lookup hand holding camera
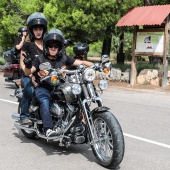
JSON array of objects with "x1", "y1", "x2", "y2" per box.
[{"x1": 23, "y1": 52, "x2": 32, "y2": 69}]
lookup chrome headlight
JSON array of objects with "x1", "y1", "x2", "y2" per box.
[
  {"x1": 72, "y1": 84, "x2": 81, "y2": 95},
  {"x1": 98, "y1": 80, "x2": 108, "y2": 90},
  {"x1": 83, "y1": 68, "x2": 96, "y2": 82}
]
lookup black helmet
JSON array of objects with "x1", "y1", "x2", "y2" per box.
[
  {"x1": 18, "y1": 27, "x2": 27, "y2": 36},
  {"x1": 43, "y1": 28, "x2": 64, "y2": 56},
  {"x1": 26, "y1": 12, "x2": 47, "y2": 40},
  {"x1": 73, "y1": 42, "x2": 89, "y2": 56}
]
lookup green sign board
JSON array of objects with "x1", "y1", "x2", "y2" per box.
[{"x1": 135, "y1": 31, "x2": 164, "y2": 55}]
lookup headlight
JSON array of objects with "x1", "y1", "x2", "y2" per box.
[
  {"x1": 72, "y1": 84, "x2": 81, "y2": 95},
  {"x1": 98, "y1": 80, "x2": 108, "y2": 90},
  {"x1": 83, "y1": 68, "x2": 96, "y2": 82}
]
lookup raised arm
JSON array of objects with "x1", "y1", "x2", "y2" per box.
[
  {"x1": 20, "y1": 50, "x2": 36, "y2": 76},
  {"x1": 73, "y1": 59, "x2": 94, "y2": 67},
  {"x1": 15, "y1": 36, "x2": 26, "y2": 51}
]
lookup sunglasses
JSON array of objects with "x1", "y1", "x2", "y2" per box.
[{"x1": 47, "y1": 44, "x2": 59, "y2": 48}]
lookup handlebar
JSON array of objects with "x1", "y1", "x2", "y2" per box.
[{"x1": 60, "y1": 69, "x2": 78, "y2": 74}]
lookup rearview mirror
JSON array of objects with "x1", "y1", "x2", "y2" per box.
[
  {"x1": 101, "y1": 54, "x2": 109, "y2": 64},
  {"x1": 39, "y1": 62, "x2": 52, "y2": 70}
]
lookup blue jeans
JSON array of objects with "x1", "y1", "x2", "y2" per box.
[
  {"x1": 35, "y1": 87, "x2": 53, "y2": 132},
  {"x1": 20, "y1": 75, "x2": 34, "y2": 120}
]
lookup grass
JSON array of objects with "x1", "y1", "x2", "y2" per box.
[{"x1": 111, "y1": 62, "x2": 162, "y2": 73}]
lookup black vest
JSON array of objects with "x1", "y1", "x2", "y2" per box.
[{"x1": 38, "y1": 54, "x2": 67, "y2": 69}]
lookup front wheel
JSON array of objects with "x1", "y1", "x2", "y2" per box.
[{"x1": 91, "y1": 111, "x2": 125, "y2": 169}]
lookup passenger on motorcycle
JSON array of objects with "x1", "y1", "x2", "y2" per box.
[
  {"x1": 23, "y1": 28, "x2": 93, "y2": 137},
  {"x1": 19, "y1": 12, "x2": 47, "y2": 125}
]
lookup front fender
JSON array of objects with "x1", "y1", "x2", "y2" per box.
[{"x1": 91, "y1": 106, "x2": 110, "y2": 115}]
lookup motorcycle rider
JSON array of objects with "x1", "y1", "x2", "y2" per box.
[
  {"x1": 19, "y1": 12, "x2": 47, "y2": 124},
  {"x1": 22, "y1": 28, "x2": 93, "y2": 137},
  {"x1": 15, "y1": 26, "x2": 27, "y2": 58},
  {"x1": 0, "y1": 27, "x2": 27, "y2": 71}
]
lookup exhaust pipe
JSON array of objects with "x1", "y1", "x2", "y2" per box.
[
  {"x1": 14, "y1": 121, "x2": 63, "y2": 141},
  {"x1": 12, "y1": 113, "x2": 20, "y2": 120},
  {"x1": 12, "y1": 114, "x2": 71, "y2": 143},
  {"x1": 14, "y1": 121, "x2": 36, "y2": 131}
]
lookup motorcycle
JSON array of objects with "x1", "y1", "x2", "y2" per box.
[
  {"x1": 2, "y1": 47, "x2": 21, "y2": 82},
  {"x1": 11, "y1": 54, "x2": 125, "y2": 168}
]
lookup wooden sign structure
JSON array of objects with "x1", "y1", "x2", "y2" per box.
[{"x1": 116, "y1": 5, "x2": 170, "y2": 87}]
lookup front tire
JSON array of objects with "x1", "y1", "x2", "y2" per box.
[{"x1": 91, "y1": 111, "x2": 125, "y2": 168}]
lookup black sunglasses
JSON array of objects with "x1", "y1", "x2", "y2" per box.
[{"x1": 47, "y1": 44, "x2": 59, "y2": 48}]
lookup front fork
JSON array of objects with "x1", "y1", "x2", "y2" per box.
[{"x1": 81, "y1": 97, "x2": 104, "y2": 144}]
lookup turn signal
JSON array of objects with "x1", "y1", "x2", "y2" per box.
[
  {"x1": 38, "y1": 70, "x2": 49, "y2": 77},
  {"x1": 17, "y1": 81, "x2": 22, "y2": 86},
  {"x1": 61, "y1": 65, "x2": 66, "y2": 77},
  {"x1": 103, "y1": 67, "x2": 109, "y2": 74},
  {"x1": 51, "y1": 75, "x2": 58, "y2": 83}
]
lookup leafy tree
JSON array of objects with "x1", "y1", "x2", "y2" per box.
[
  {"x1": 0, "y1": 0, "x2": 43, "y2": 51},
  {"x1": 0, "y1": 0, "x2": 169, "y2": 60}
]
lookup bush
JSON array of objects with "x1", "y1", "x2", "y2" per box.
[
  {"x1": 112, "y1": 63, "x2": 131, "y2": 72},
  {"x1": 0, "y1": 57, "x2": 6, "y2": 65},
  {"x1": 111, "y1": 62, "x2": 161, "y2": 73},
  {"x1": 137, "y1": 63, "x2": 160, "y2": 74}
]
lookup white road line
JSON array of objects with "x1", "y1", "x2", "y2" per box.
[
  {"x1": 124, "y1": 133, "x2": 170, "y2": 149},
  {"x1": 0, "y1": 98, "x2": 18, "y2": 105}
]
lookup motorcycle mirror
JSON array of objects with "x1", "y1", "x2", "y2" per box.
[
  {"x1": 101, "y1": 54, "x2": 109, "y2": 64},
  {"x1": 39, "y1": 62, "x2": 52, "y2": 70},
  {"x1": 64, "y1": 39, "x2": 71, "y2": 47}
]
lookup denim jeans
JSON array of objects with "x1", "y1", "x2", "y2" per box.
[
  {"x1": 35, "y1": 87, "x2": 53, "y2": 132},
  {"x1": 20, "y1": 75, "x2": 34, "y2": 120}
]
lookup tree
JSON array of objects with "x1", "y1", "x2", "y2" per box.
[
  {"x1": 0, "y1": 0, "x2": 44, "y2": 51},
  {"x1": 0, "y1": 0, "x2": 169, "y2": 59},
  {"x1": 144, "y1": 0, "x2": 153, "y2": 5}
]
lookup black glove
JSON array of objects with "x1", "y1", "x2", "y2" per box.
[{"x1": 23, "y1": 52, "x2": 32, "y2": 69}]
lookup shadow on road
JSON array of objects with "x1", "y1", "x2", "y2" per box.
[{"x1": 12, "y1": 129, "x2": 98, "y2": 165}]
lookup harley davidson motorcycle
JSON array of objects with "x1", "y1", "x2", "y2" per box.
[
  {"x1": 11, "y1": 54, "x2": 124, "y2": 168},
  {"x1": 2, "y1": 47, "x2": 21, "y2": 82}
]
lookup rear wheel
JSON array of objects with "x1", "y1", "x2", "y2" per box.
[
  {"x1": 21, "y1": 129, "x2": 37, "y2": 139},
  {"x1": 91, "y1": 111, "x2": 125, "y2": 169},
  {"x1": 18, "y1": 101, "x2": 37, "y2": 139}
]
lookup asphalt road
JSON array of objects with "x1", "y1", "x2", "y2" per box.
[{"x1": 0, "y1": 74, "x2": 170, "y2": 170}]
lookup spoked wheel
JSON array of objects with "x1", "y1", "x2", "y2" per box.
[{"x1": 91, "y1": 111, "x2": 125, "y2": 169}]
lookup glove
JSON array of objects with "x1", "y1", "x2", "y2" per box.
[{"x1": 23, "y1": 52, "x2": 32, "y2": 69}]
